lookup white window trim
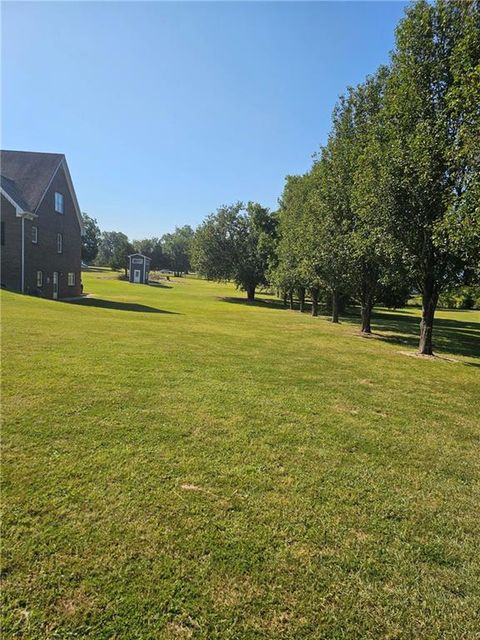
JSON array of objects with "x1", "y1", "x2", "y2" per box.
[
  {"x1": 32, "y1": 226, "x2": 38, "y2": 244},
  {"x1": 68, "y1": 272, "x2": 75, "y2": 286},
  {"x1": 55, "y1": 192, "x2": 64, "y2": 214},
  {"x1": 36, "y1": 270, "x2": 43, "y2": 287}
]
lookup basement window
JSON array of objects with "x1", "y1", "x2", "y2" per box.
[
  {"x1": 36, "y1": 271, "x2": 43, "y2": 287},
  {"x1": 68, "y1": 272, "x2": 75, "y2": 286},
  {"x1": 55, "y1": 192, "x2": 64, "y2": 214},
  {"x1": 32, "y1": 226, "x2": 38, "y2": 243}
]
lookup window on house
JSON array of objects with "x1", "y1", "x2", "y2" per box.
[
  {"x1": 55, "y1": 192, "x2": 64, "y2": 214},
  {"x1": 68, "y1": 272, "x2": 75, "y2": 286},
  {"x1": 57, "y1": 233, "x2": 63, "y2": 253},
  {"x1": 32, "y1": 226, "x2": 38, "y2": 243},
  {"x1": 1, "y1": 221, "x2": 4, "y2": 246},
  {"x1": 36, "y1": 271, "x2": 43, "y2": 287}
]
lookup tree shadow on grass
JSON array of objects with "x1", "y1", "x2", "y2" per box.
[
  {"x1": 64, "y1": 298, "x2": 178, "y2": 314},
  {"x1": 220, "y1": 296, "x2": 479, "y2": 360},
  {"x1": 360, "y1": 310, "x2": 480, "y2": 360},
  {"x1": 219, "y1": 295, "x2": 337, "y2": 317},
  {"x1": 218, "y1": 296, "x2": 288, "y2": 310}
]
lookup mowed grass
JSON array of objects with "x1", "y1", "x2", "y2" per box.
[{"x1": 2, "y1": 271, "x2": 480, "y2": 639}]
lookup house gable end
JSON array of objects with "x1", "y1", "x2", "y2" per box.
[{"x1": 35, "y1": 159, "x2": 84, "y2": 234}]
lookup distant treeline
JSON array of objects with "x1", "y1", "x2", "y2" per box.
[{"x1": 81, "y1": 218, "x2": 194, "y2": 277}]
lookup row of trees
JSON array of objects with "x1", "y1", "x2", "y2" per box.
[
  {"x1": 81, "y1": 215, "x2": 194, "y2": 276},
  {"x1": 192, "y1": 0, "x2": 479, "y2": 355}
]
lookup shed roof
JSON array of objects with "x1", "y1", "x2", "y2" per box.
[{"x1": 128, "y1": 253, "x2": 151, "y2": 260}]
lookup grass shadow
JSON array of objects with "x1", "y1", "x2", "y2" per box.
[
  {"x1": 64, "y1": 298, "x2": 178, "y2": 314},
  {"x1": 220, "y1": 296, "x2": 478, "y2": 360},
  {"x1": 218, "y1": 296, "x2": 288, "y2": 310},
  {"x1": 147, "y1": 281, "x2": 173, "y2": 289},
  {"x1": 362, "y1": 310, "x2": 480, "y2": 360},
  {"x1": 219, "y1": 295, "x2": 339, "y2": 318}
]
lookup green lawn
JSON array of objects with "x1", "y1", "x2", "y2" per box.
[{"x1": 2, "y1": 271, "x2": 480, "y2": 639}]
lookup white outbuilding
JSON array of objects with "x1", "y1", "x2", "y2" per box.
[{"x1": 128, "y1": 253, "x2": 151, "y2": 284}]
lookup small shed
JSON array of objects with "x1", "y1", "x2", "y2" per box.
[{"x1": 128, "y1": 253, "x2": 151, "y2": 284}]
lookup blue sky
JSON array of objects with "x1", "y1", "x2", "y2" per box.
[{"x1": 2, "y1": 1, "x2": 408, "y2": 239}]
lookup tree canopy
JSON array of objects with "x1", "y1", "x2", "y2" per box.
[
  {"x1": 269, "y1": 0, "x2": 479, "y2": 351},
  {"x1": 192, "y1": 202, "x2": 277, "y2": 301},
  {"x1": 81, "y1": 213, "x2": 101, "y2": 264}
]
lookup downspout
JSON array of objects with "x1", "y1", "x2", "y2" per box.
[
  {"x1": 18, "y1": 211, "x2": 37, "y2": 293},
  {"x1": 21, "y1": 215, "x2": 25, "y2": 293}
]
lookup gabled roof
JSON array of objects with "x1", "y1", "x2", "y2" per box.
[
  {"x1": 128, "y1": 253, "x2": 151, "y2": 260},
  {"x1": 1, "y1": 151, "x2": 63, "y2": 212},
  {"x1": 0, "y1": 150, "x2": 84, "y2": 232}
]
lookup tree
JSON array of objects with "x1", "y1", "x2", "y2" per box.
[
  {"x1": 306, "y1": 147, "x2": 354, "y2": 324},
  {"x1": 438, "y1": 0, "x2": 480, "y2": 281},
  {"x1": 132, "y1": 237, "x2": 165, "y2": 270},
  {"x1": 349, "y1": 68, "x2": 411, "y2": 333},
  {"x1": 162, "y1": 225, "x2": 195, "y2": 276},
  {"x1": 273, "y1": 174, "x2": 318, "y2": 313},
  {"x1": 111, "y1": 236, "x2": 134, "y2": 276},
  {"x1": 383, "y1": 0, "x2": 480, "y2": 353},
  {"x1": 276, "y1": 103, "x2": 356, "y2": 324},
  {"x1": 81, "y1": 213, "x2": 101, "y2": 264},
  {"x1": 192, "y1": 202, "x2": 276, "y2": 301},
  {"x1": 96, "y1": 231, "x2": 133, "y2": 275}
]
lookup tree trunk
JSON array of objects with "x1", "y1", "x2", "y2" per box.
[
  {"x1": 289, "y1": 291, "x2": 294, "y2": 310},
  {"x1": 283, "y1": 292, "x2": 288, "y2": 307},
  {"x1": 298, "y1": 287, "x2": 306, "y2": 312},
  {"x1": 360, "y1": 300, "x2": 373, "y2": 334},
  {"x1": 419, "y1": 287, "x2": 438, "y2": 355},
  {"x1": 246, "y1": 285, "x2": 255, "y2": 303},
  {"x1": 331, "y1": 290, "x2": 339, "y2": 323},
  {"x1": 311, "y1": 287, "x2": 319, "y2": 317}
]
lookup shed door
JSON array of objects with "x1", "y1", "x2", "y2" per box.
[{"x1": 134, "y1": 269, "x2": 141, "y2": 283}]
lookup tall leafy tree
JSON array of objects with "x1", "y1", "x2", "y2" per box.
[
  {"x1": 383, "y1": 0, "x2": 479, "y2": 353},
  {"x1": 274, "y1": 174, "x2": 319, "y2": 313},
  {"x1": 81, "y1": 213, "x2": 101, "y2": 264},
  {"x1": 96, "y1": 231, "x2": 133, "y2": 275},
  {"x1": 306, "y1": 137, "x2": 354, "y2": 324},
  {"x1": 162, "y1": 225, "x2": 195, "y2": 276},
  {"x1": 111, "y1": 237, "x2": 134, "y2": 276},
  {"x1": 349, "y1": 68, "x2": 410, "y2": 333},
  {"x1": 439, "y1": 0, "x2": 480, "y2": 279},
  {"x1": 132, "y1": 237, "x2": 165, "y2": 270},
  {"x1": 192, "y1": 202, "x2": 276, "y2": 301}
]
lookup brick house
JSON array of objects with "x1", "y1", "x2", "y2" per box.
[{"x1": 1, "y1": 150, "x2": 84, "y2": 299}]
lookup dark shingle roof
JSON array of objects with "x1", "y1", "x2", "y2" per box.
[
  {"x1": 0, "y1": 175, "x2": 29, "y2": 211},
  {"x1": 0, "y1": 150, "x2": 64, "y2": 212}
]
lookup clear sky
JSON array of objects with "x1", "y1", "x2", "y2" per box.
[{"x1": 2, "y1": 1, "x2": 408, "y2": 239}]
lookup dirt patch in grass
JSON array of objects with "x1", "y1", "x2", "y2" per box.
[
  {"x1": 397, "y1": 350, "x2": 459, "y2": 363},
  {"x1": 164, "y1": 620, "x2": 195, "y2": 639},
  {"x1": 53, "y1": 588, "x2": 96, "y2": 618},
  {"x1": 210, "y1": 574, "x2": 263, "y2": 609}
]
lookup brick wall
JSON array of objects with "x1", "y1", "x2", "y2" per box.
[{"x1": 0, "y1": 165, "x2": 82, "y2": 298}]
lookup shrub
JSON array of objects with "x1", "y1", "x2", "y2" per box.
[{"x1": 438, "y1": 286, "x2": 480, "y2": 310}]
